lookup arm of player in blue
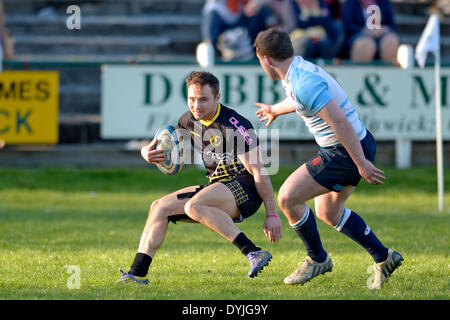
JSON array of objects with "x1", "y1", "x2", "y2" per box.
[{"x1": 291, "y1": 70, "x2": 332, "y2": 114}]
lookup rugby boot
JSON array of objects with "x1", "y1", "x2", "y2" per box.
[
  {"x1": 116, "y1": 269, "x2": 149, "y2": 285},
  {"x1": 247, "y1": 250, "x2": 272, "y2": 278},
  {"x1": 284, "y1": 255, "x2": 332, "y2": 285},
  {"x1": 370, "y1": 248, "x2": 403, "y2": 289}
]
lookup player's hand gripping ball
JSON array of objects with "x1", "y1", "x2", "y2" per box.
[{"x1": 152, "y1": 125, "x2": 183, "y2": 175}]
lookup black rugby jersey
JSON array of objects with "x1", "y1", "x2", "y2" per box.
[{"x1": 177, "y1": 103, "x2": 259, "y2": 183}]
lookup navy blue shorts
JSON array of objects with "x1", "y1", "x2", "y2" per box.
[{"x1": 306, "y1": 130, "x2": 376, "y2": 192}]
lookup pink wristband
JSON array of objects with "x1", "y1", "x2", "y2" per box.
[{"x1": 266, "y1": 214, "x2": 279, "y2": 218}]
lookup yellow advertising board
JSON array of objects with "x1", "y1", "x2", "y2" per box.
[{"x1": 0, "y1": 71, "x2": 59, "y2": 144}]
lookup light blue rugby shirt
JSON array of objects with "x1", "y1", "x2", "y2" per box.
[{"x1": 282, "y1": 56, "x2": 366, "y2": 147}]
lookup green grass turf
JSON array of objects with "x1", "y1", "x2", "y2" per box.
[{"x1": 0, "y1": 166, "x2": 448, "y2": 300}]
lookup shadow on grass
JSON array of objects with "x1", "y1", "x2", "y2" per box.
[{"x1": 1, "y1": 166, "x2": 449, "y2": 195}]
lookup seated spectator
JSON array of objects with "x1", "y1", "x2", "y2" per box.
[
  {"x1": 266, "y1": 0, "x2": 298, "y2": 33},
  {"x1": 201, "y1": 0, "x2": 276, "y2": 60},
  {"x1": 288, "y1": 0, "x2": 344, "y2": 59},
  {"x1": 325, "y1": 0, "x2": 342, "y2": 20},
  {"x1": 342, "y1": 0, "x2": 399, "y2": 63},
  {"x1": 429, "y1": 0, "x2": 450, "y2": 17}
]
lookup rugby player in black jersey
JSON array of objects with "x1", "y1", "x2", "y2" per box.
[{"x1": 117, "y1": 71, "x2": 282, "y2": 284}]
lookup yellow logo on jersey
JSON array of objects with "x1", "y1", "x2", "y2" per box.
[{"x1": 209, "y1": 135, "x2": 222, "y2": 147}]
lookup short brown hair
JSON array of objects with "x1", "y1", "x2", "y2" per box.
[
  {"x1": 186, "y1": 71, "x2": 219, "y2": 96},
  {"x1": 253, "y1": 28, "x2": 294, "y2": 61}
]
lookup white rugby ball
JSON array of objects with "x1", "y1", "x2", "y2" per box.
[{"x1": 154, "y1": 125, "x2": 183, "y2": 175}]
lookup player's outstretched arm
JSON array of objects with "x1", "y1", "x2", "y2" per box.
[
  {"x1": 140, "y1": 138, "x2": 166, "y2": 165},
  {"x1": 239, "y1": 147, "x2": 282, "y2": 243},
  {"x1": 254, "y1": 97, "x2": 295, "y2": 127}
]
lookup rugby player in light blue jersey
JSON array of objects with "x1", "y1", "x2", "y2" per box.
[{"x1": 253, "y1": 28, "x2": 403, "y2": 289}]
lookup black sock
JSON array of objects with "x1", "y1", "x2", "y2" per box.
[
  {"x1": 232, "y1": 232, "x2": 261, "y2": 256},
  {"x1": 291, "y1": 205, "x2": 328, "y2": 263},
  {"x1": 129, "y1": 252, "x2": 152, "y2": 277},
  {"x1": 336, "y1": 209, "x2": 388, "y2": 263}
]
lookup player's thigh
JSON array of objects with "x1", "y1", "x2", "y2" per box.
[
  {"x1": 189, "y1": 182, "x2": 240, "y2": 220},
  {"x1": 155, "y1": 185, "x2": 201, "y2": 216},
  {"x1": 314, "y1": 185, "x2": 355, "y2": 224},
  {"x1": 279, "y1": 164, "x2": 329, "y2": 205}
]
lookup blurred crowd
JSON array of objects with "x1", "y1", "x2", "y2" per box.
[
  {"x1": 1, "y1": 0, "x2": 449, "y2": 67},
  {"x1": 201, "y1": 0, "x2": 402, "y2": 63}
]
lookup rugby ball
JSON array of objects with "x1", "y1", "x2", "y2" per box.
[{"x1": 154, "y1": 125, "x2": 183, "y2": 175}]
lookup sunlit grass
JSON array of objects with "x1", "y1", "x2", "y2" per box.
[{"x1": 0, "y1": 166, "x2": 448, "y2": 299}]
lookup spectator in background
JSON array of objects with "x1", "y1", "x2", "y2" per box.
[
  {"x1": 262, "y1": 0, "x2": 297, "y2": 33},
  {"x1": 287, "y1": 0, "x2": 344, "y2": 60},
  {"x1": 342, "y1": 0, "x2": 399, "y2": 63},
  {"x1": 325, "y1": 0, "x2": 342, "y2": 20},
  {"x1": 201, "y1": 0, "x2": 276, "y2": 60},
  {"x1": 429, "y1": 0, "x2": 450, "y2": 17}
]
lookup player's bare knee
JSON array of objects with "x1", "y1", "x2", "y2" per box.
[
  {"x1": 277, "y1": 189, "x2": 295, "y2": 212},
  {"x1": 148, "y1": 199, "x2": 169, "y2": 220},
  {"x1": 147, "y1": 200, "x2": 159, "y2": 218},
  {"x1": 184, "y1": 200, "x2": 201, "y2": 221}
]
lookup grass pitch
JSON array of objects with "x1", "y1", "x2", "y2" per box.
[{"x1": 0, "y1": 166, "x2": 448, "y2": 300}]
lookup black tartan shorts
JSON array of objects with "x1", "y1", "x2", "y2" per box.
[{"x1": 168, "y1": 174, "x2": 262, "y2": 224}]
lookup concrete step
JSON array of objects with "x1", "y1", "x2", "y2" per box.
[
  {"x1": 7, "y1": 12, "x2": 450, "y2": 36},
  {"x1": 399, "y1": 34, "x2": 450, "y2": 57},
  {"x1": 59, "y1": 84, "x2": 100, "y2": 114},
  {"x1": 5, "y1": 14, "x2": 201, "y2": 36},
  {"x1": 58, "y1": 114, "x2": 102, "y2": 143},
  {"x1": 395, "y1": 14, "x2": 450, "y2": 35},
  {"x1": 2, "y1": 0, "x2": 205, "y2": 15},
  {"x1": 6, "y1": 53, "x2": 197, "y2": 63},
  {"x1": 12, "y1": 34, "x2": 200, "y2": 55},
  {"x1": 391, "y1": 0, "x2": 435, "y2": 16}
]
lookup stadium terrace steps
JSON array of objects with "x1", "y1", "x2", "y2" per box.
[
  {"x1": 400, "y1": 34, "x2": 450, "y2": 58},
  {"x1": 2, "y1": 0, "x2": 205, "y2": 15},
  {"x1": 3, "y1": 0, "x2": 450, "y2": 61},
  {"x1": 3, "y1": 1, "x2": 203, "y2": 126},
  {"x1": 13, "y1": 34, "x2": 200, "y2": 55},
  {"x1": 9, "y1": 53, "x2": 197, "y2": 63},
  {"x1": 5, "y1": 14, "x2": 201, "y2": 36},
  {"x1": 4, "y1": 1, "x2": 203, "y2": 57},
  {"x1": 6, "y1": 12, "x2": 201, "y2": 55},
  {"x1": 3, "y1": 0, "x2": 449, "y2": 61},
  {"x1": 395, "y1": 13, "x2": 450, "y2": 34},
  {"x1": 395, "y1": 13, "x2": 450, "y2": 58},
  {"x1": 391, "y1": 0, "x2": 434, "y2": 14}
]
